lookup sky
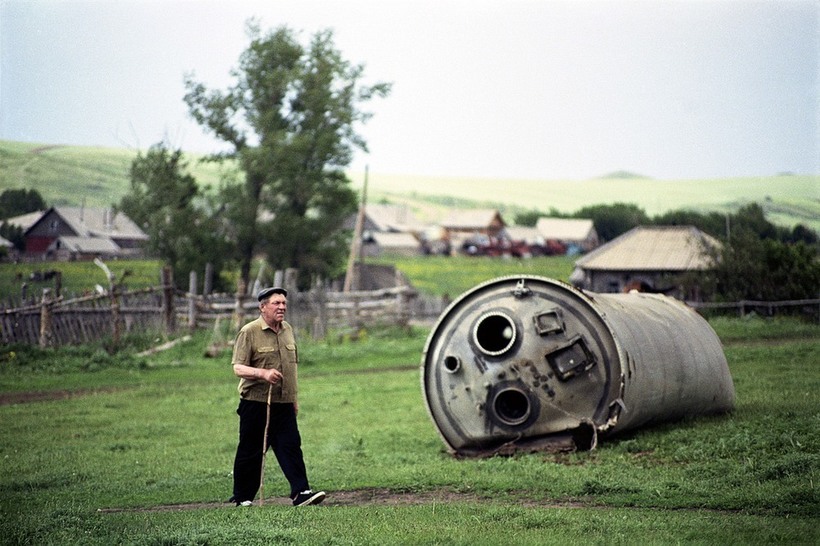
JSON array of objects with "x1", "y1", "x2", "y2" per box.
[{"x1": 1, "y1": 0, "x2": 818, "y2": 180}]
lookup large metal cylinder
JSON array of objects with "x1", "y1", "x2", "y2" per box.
[{"x1": 421, "y1": 275, "x2": 735, "y2": 457}]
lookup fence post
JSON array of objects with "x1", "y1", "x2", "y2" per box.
[
  {"x1": 39, "y1": 288, "x2": 54, "y2": 348},
  {"x1": 233, "y1": 277, "x2": 247, "y2": 332},
  {"x1": 110, "y1": 282, "x2": 121, "y2": 349},
  {"x1": 204, "y1": 263, "x2": 213, "y2": 298},
  {"x1": 312, "y1": 279, "x2": 327, "y2": 340},
  {"x1": 188, "y1": 270, "x2": 198, "y2": 332},
  {"x1": 162, "y1": 266, "x2": 176, "y2": 335},
  {"x1": 284, "y1": 268, "x2": 299, "y2": 328},
  {"x1": 395, "y1": 269, "x2": 409, "y2": 328}
]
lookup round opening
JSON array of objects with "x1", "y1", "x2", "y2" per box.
[
  {"x1": 473, "y1": 312, "x2": 516, "y2": 356},
  {"x1": 443, "y1": 355, "x2": 461, "y2": 373},
  {"x1": 492, "y1": 388, "x2": 531, "y2": 426}
]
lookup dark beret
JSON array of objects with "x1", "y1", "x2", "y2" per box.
[{"x1": 257, "y1": 286, "x2": 288, "y2": 301}]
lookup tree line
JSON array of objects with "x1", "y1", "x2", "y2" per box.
[{"x1": 515, "y1": 202, "x2": 820, "y2": 302}]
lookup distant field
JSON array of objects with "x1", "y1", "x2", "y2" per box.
[
  {"x1": 355, "y1": 171, "x2": 820, "y2": 231},
  {"x1": 2, "y1": 140, "x2": 817, "y2": 231}
]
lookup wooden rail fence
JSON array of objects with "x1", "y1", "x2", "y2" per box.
[
  {"x1": 0, "y1": 280, "x2": 444, "y2": 348},
  {"x1": 7, "y1": 271, "x2": 812, "y2": 348}
]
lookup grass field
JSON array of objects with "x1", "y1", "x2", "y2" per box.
[
  {"x1": 0, "y1": 255, "x2": 578, "y2": 302},
  {"x1": 0, "y1": 315, "x2": 818, "y2": 544},
  {"x1": 2, "y1": 139, "x2": 818, "y2": 231}
]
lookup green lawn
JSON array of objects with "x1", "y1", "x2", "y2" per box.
[{"x1": 1, "y1": 316, "x2": 818, "y2": 544}]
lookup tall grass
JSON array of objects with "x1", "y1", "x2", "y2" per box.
[{"x1": 1, "y1": 316, "x2": 818, "y2": 544}]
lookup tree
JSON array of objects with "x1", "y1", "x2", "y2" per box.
[
  {"x1": 574, "y1": 203, "x2": 649, "y2": 242},
  {"x1": 119, "y1": 143, "x2": 228, "y2": 291},
  {"x1": 652, "y1": 209, "x2": 728, "y2": 239},
  {"x1": 183, "y1": 23, "x2": 390, "y2": 295},
  {"x1": 700, "y1": 230, "x2": 820, "y2": 302},
  {"x1": 513, "y1": 207, "x2": 565, "y2": 227},
  {"x1": 0, "y1": 188, "x2": 46, "y2": 219}
]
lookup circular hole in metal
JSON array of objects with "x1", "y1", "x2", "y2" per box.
[
  {"x1": 443, "y1": 355, "x2": 461, "y2": 373},
  {"x1": 492, "y1": 388, "x2": 531, "y2": 426},
  {"x1": 473, "y1": 312, "x2": 516, "y2": 356}
]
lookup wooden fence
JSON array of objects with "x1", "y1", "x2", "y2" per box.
[
  {"x1": 0, "y1": 281, "x2": 447, "y2": 348},
  {"x1": 6, "y1": 273, "x2": 813, "y2": 348},
  {"x1": 687, "y1": 298, "x2": 820, "y2": 321}
]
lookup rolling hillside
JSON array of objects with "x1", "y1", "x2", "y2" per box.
[{"x1": 2, "y1": 140, "x2": 818, "y2": 231}]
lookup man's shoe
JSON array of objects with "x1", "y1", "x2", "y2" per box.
[
  {"x1": 237, "y1": 500, "x2": 253, "y2": 507},
  {"x1": 292, "y1": 489, "x2": 326, "y2": 506}
]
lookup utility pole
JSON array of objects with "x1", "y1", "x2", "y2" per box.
[{"x1": 343, "y1": 166, "x2": 368, "y2": 292}]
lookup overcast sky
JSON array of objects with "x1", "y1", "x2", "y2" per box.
[{"x1": 1, "y1": 0, "x2": 818, "y2": 180}]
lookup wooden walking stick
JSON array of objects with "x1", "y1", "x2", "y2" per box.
[{"x1": 259, "y1": 382, "x2": 273, "y2": 506}]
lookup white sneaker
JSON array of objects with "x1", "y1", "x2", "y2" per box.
[{"x1": 238, "y1": 500, "x2": 253, "y2": 507}]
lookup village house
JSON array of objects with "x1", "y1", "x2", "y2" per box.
[
  {"x1": 535, "y1": 217, "x2": 599, "y2": 254},
  {"x1": 439, "y1": 209, "x2": 507, "y2": 253},
  {"x1": 569, "y1": 225, "x2": 719, "y2": 300},
  {"x1": 23, "y1": 206, "x2": 148, "y2": 260},
  {"x1": 344, "y1": 203, "x2": 425, "y2": 257}
]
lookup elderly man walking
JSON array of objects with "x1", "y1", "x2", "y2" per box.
[{"x1": 228, "y1": 286, "x2": 325, "y2": 507}]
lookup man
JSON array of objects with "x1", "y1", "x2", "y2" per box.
[{"x1": 229, "y1": 286, "x2": 326, "y2": 507}]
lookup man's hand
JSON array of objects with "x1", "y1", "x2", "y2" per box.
[{"x1": 262, "y1": 367, "x2": 283, "y2": 384}]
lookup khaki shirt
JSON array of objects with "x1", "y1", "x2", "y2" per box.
[{"x1": 232, "y1": 316, "x2": 298, "y2": 403}]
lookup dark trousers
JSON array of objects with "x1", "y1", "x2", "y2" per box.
[{"x1": 232, "y1": 399, "x2": 310, "y2": 502}]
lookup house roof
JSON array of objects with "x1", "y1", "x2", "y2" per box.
[
  {"x1": 365, "y1": 204, "x2": 424, "y2": 232},
  {"x1": 440, "y1": 209, "x2": 505, "y2": 230},
  {"x1": 0, "y1": 235, "x2": 13, "y2": 248},
  {"x1": 50, "y1": 236, "x2": 122, "y2": 254},
  {"x1": 574, "y1": 226, "x2": 719, "y2": 271},
  {"x1": 535, "y1": 218, "x2": 595, "y2": 240},
  {"x1": 3, "y1": 210, "x2": 45, "y2": 231},
  {"x1": 370, "y1": 231, "x2": 420, "y2": 248},
  {"x1": 27, "y1": 206, "x2": 148, "y2": 240},
  {"x1": 505, "y1": 225, "x2": 542, "y2": 243}
]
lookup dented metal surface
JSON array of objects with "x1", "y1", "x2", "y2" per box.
[{"x1": 421, "y1": 275, "x2": 735, "y2": 457}]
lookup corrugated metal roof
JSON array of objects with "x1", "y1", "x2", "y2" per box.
[
  {"x1": 575, "y1": 226, "x2": 719, "y2": 271},
  {"x1": 535, "y1": 218, "x2": 595, "y2": 240}
]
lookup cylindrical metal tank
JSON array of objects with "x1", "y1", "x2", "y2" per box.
[{"x1": 421, "y1": 275, "x2": 735, "y2": 457}]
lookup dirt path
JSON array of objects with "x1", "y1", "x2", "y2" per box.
[{"x1": 97, "y1": 487, "x2": 591, "y2": 513}]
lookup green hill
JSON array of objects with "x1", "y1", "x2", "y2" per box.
[
  {"x1": 2, "y1": 139, "x2": 818, "y2": 231},
  {"x1": 0, "y1": 140, "x2": 233, "y2": 209}
]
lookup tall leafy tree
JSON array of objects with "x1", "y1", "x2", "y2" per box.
[
  {"x1": 0, "y1": 188, "x2": 46, "y2": 219},
  {"x1": 183, "y1": 23, "x2": 390, "y2": 293},
  {"x1": 119, "y1": 143, "x2": 228, "y2": 291}
]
